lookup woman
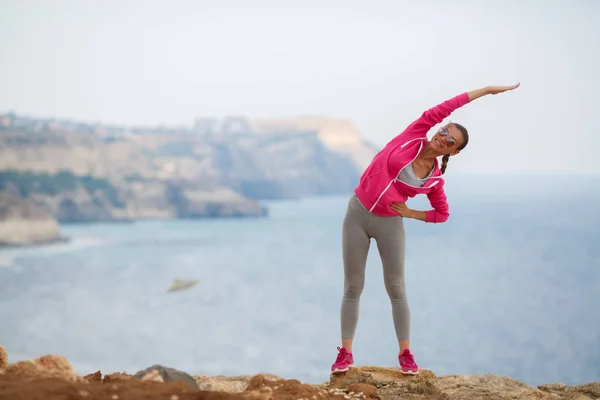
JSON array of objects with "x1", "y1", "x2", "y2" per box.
[{"x1": 331, "y1": 83, "x2": 520, "y2": 375}]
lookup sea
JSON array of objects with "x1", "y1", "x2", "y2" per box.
[{"x1": 1, "y1": 175, "x2": 599, "y2": 387}]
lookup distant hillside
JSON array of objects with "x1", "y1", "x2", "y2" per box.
[
  {"x1": 0, "y1": 170, "x2": 268, "y2": 223},
  {"x1": 0, "y1": 112, "x2": 377, "y2": 232},
  {"x1": 251, "y1": 116, "x2": 378, "y2": 172}
]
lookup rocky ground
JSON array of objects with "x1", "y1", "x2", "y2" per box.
[{"x1": 0, "y1": 345, "x2": 598, "y2": 400}]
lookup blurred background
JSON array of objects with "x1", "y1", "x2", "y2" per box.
[{"x1": 0, "y1": 0, "x2": 598, "y2": 387}]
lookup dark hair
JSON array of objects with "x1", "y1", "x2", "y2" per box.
[{"x1": 440, "y1": 122, "x2": 469, "y2": 174}]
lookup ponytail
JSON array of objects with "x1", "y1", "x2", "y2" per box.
[{"x1": 440, "y1": 154, "x2": 450, "y2": 174}]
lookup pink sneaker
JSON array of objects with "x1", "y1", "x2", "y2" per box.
[
  {"x1": 331, "y1": 346, "x2": 355, "y2": 373},
  {"x1": 398, "y1": 349, "x2": 419, "y2": 375}
]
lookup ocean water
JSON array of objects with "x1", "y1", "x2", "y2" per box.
[{"x1": 1, "y1": 176, "x2": 599, "y2": 387}]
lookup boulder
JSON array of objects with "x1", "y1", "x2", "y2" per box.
[
  {"x1": 243, "y1": 373, "x2": 333, "y2": 400},
  {"x1": 437, "y1": 373, "x2": 557, "y2": 399},
  {"x1": 194, "y1": 373, "x2": 282, "y2": 393},
  {"x1": 134, "y1": 364, "x2": 198, "y2": 390},
  {"x1": 0, "y1": 191, "x2": 63, "y2": 246},
  {"x1": 103, "y1": 372, "x2": 135, "y2": 383},
  {"x1": 3, "y1": 355, "x2": 83, "y2": 383},
  {"x1": 329, "y1": 366, "x2": 440, "y2": 399},
  {"x1": 0, "y1": 345, "x2": 7, "y2": 372},
  {"x1": 538, "y1": 381, "x2": 600, "y2": 400}
]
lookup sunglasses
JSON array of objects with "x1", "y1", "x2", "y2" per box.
[{"x1": 437, "y1": 126, "x2": 456, "y2": 146}]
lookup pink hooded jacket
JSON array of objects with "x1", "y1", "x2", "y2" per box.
[{"x1": 353, "y1": 92, "x2": 471, "y2": 223}]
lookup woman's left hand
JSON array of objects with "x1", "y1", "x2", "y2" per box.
[
  {"x1": 390, "y1": 202, "x2": 412, "y2": 217},
  {"x1": 487, "y1": 83, "x2": 520, "y2": 95}
]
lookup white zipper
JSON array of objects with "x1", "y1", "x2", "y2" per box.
[
  {"x1": 368, "y1": 140, "x2": 441, "y2": 212},
  {"x1": 400, "y1": 137, "x2": 422, "y2": 148},
  {"x1": 368, "y1": 178, "x2": 396, "y2": 212}
]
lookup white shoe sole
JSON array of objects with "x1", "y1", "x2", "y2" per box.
[
  {"x1": 400, "y1": 368, "x2": 419, "y2": 375},
  {"x1": 331, "y1": 364, "x2": 355, "y2": 374}
]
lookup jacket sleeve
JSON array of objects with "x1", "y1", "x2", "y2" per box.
[
  {"x1": 424, "y1": 182, "x2": 450, "y2": 223},
  {"x1": 386, "y1": 92, "x2": 471, "y2": 148}
]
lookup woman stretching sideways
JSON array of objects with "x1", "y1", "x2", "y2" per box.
[{"x1": 331, "y1": 83, "x2": 520, "y2": 375}]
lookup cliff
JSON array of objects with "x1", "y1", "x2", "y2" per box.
[
  {"x1": 0, "y1": 116, "x2": 377, "y2": 200},
  {"x1": 0, "y1": 171, "x2": 267, "y2": 224},
  {"x1": 1, "y1": 346, "x2": 598, "y2": 400},
  {"x1": 0, "y1": 191, "x2": 63, "y2": 246},
  {"x1": 0, "y1": 114, "x2": 377, "y2": 228},
  {"x1": 251, "y1": 116, "x2": 379, "y2": 173}
]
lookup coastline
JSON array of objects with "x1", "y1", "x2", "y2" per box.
[
  {"x1": 0, "y1": 190, "x2": 270, "y2": 248},
  {"x1": 0, "y1": 235, "x2": 70, "y2": 249}
]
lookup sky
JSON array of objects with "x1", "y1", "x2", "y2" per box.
[{"x1": 0, "y1": 0, "x2": 599, "y2": 175}]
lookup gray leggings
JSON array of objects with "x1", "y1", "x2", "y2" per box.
[{"x1": 341, "y1": 194, "x2": 410, "y2": 342}]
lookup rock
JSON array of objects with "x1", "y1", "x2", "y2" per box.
[
  {"x1": 347, "y1": 383, "x2": 378, "y2": 399},
  {"x1": 139, "y1": 369, "x2": 165, "y2": 383},
  {"x1": 437, "y1": 373, "x2": 557, "y2": 400},
  {"x1": 243, "y1": 385, "x2": 273, "y2": 400},
  {"x1": 103, "y1": 372, "x2": 134, "y2": 383},
  {"x1": 329, "y1": 366, "x2": 441, "y2": 399},
  {"x1": 0, "y1": 371, "x2": 237, "y2": 400},
  {"x1": 193, "y1": 373, "x2": 283, "y2": 393},
  {"x1": 4, "y1": 360, "x2": 53, "y2": 381},
  {"x1": 565, "y1": 382, "x2": 600, "y2": 399},
  {"x1": 82, "y1": 370, "x2": 136, "y2": 384},
  {"x1": 245, "y1": 373, "x2": 332, "y2": 400},
  {"x1": 34, "y1": 354, "x2": 73, "y2": 374},
  {"x1": 133, "y1": 365, "x2": 198, "y2": 390},
  {"x1": 538, "y1": 383, "x2": 568, "y2": 393},
  {"x1": 84, "y1": 370, "x2": 103, "y2": 383},
  {"x1": 0, "y1": 345, "x2": 7, "y2": 371},
  {"x1": 563, "y1": 395, "x2": 593, "y2": 400},
  {"x1": 3, "y1": 355, "x2": 83, "y2": 383},
  {"x1": 0, "y1": 191, "x2": 63, "y2": 246}
]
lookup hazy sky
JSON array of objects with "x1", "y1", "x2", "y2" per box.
[{"x1": 1, "y1": 0, "x2": 598, "y2": 174}]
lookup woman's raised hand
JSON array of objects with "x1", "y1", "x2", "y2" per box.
[{"x1": 487, "y1": 83, "x2": 520, "y2": 95}]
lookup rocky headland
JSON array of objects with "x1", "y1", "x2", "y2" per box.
[
  {"x1": 1, "y1": 345, "x2": 598, "y2": 400},
  {"x1": 0, "y1": 113, "x2": 378, "y2": 246},
  {"x1": 0, "y1": 191, "x2": 65, "y2": 247}
]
